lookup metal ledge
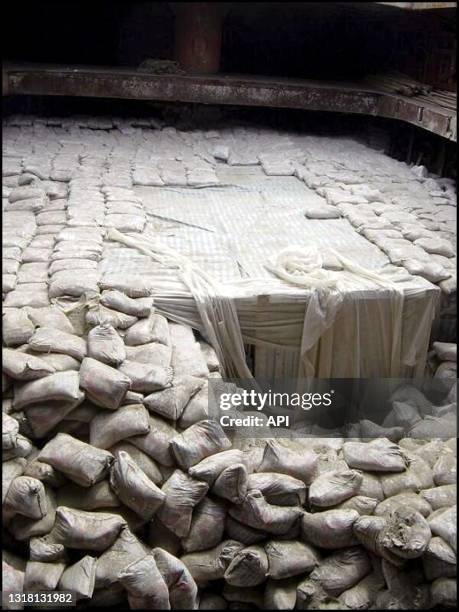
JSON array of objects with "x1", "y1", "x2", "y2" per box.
[
  {"x1": 3, "y1": 64, "x2": 456, "y2": 141},
  {"x1": 376, "y1": 2, "x2": 456, "y2": 9}
]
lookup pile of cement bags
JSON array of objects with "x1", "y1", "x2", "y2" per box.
[
  {"x1": 2, "y1": 114, "x2": 457, "y2": 609},
  {"x1": 430, "y1": 342, "x2": 457, "y2": 381},
  {"x1": 2, "y1": 298, "x2": 457, "y2": 608}
]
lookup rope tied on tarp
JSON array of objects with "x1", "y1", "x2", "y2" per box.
[
  {"x1": 107, "y1": 230, "x2": 407, "y2": 380},
  {"x1": 106, "y1": 227, "x2": 252, "y2": 379},
  {"x1": 266, "y1": 245, "x2": 405, "y2": 377}
]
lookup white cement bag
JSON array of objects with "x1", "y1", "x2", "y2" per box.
[
  {"x1": 80, "y1": 358, "x2": 131, "y2": 410},
  {"x1": 3, "y1": 350, "x2": 55, "y2": 381},
  {"x1": 50, "y1": 506, "x2": 126, "y2": 551},
  {"x1": 157, "y1": 470, "x2": 209, "y2": 538},
  {"x1": 38, "y1": 433, "x2": 113, "y2": 487},
  {"x1": 301, "y1": 509, "x2": 359, "y2": 549},
  {"x1": 109, "y1": 450, "x2": 165, "y2": 519},
  {"x1": 28, "y1": 327, "x2": 86, "y2": 361},
  {"x1": 3, "y1": 309, "x2": 35, "y2": 347},
  {"x1": 90, "y1": 404, "x2": 150, "y2": 449},
  {"x1": 87, "y1": 324, "x2": 126, "y2": 366},
  {"x1": 99, "y1": 290, "x2": 153, "y2": 317},
  {"x1": 171, "y1": 420, "x2": 231, "y2": 470},
  {"x1": 13, "y1": 371, "x2": 82, "y2": 410}
]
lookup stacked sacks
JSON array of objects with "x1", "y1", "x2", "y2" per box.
[
  {"x1": 4, "y1": 304, "x2": 87, "y2": 441},
  {"x1": 2, "y1": 155, "x2": 23, "y2": 200},
  {"x1": 2, "y1": 288, "x2": 224, "y2": 608},
  {"x1": 348, "y1": 381, "x2": 457, "y2": 442},
  {"x1": 2, "y1": 281, "x2": 457, "y2": 610},
  {"x1": 48, "y1": 227, "x2": 104, "y2": 300},
  {"x1": 4, "y1": 113, "x2": 456, "y2": 294},
  {"x1": 286, "y1": 136, "x2": 457, "y2": 291},
  {"x1": 431, "y1": 342, "x2": 457, "y2": 382},
  {"x1": 130, "y1": 131, "x2": 165, "y2": 184},
  {"x1": 3, "y1": 345, "x2": 457, "y2": 610},
  {"x1": 158, "y1": 160, "x2": 188, "y2": 187},
  {"x1": 131, "y1": 125, "x2": 220, "y2": 187},
  {"x1": 3, "y1": 211, "x2": 37, "y2": 300},
  {"x1": 181, "y1": 436, "x2": 456, "y2": 609},
  {"x1": 103, "y1": 186, "x2": 147, "y2": 234},
  {"x1": 313, "y1": 157, "x2": 456, "y2": 289},
  {"x1": 2, "y1": 115, "x2": 457, "y2": 609},
  {"x1": 101, "y1": 151, "x2": 133, "y2": 191},
  {"x1": 67, "y1": 176, "x2": 105, "y2": 229},
  {"x1": 133, "y1": 165, "x2": 163, "y2": 186},
  {"x1": 259, "y1": 148, "x2": 297, "y2": 177},
  {"x1": 3, "y1": 177, "x2": 70, "y2": 308},
  {"x1": 50, "y1": 141, "x2": 82, "y2": 182},
  {"x1": 185, "y1": 157, "x2": 219, "y2": 187},
  {"x1": 43, "y1": 172, "x2": 106, "y2": 304},
  {"x1": 5, "y1": 185, "x2": 49, "y2": 214}
]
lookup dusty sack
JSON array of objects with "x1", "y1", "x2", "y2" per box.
[
  {"x1": 301, "y1": 509, "x2": 359, "y2": 549},
  {"x1": 257, "y1": 440, "x2": 318, "y2": 485},
  {"x1": 343, "y1": 439, "x2": 408, "y2": 472},
  {"x1": 118, "y1": 552, "x2": 170, "y2": 609},
  {"x1": 171, "y1": 420, "x2": 231, "y2": 470},
  {"x1": 224, "y1": 545, "x2": 269, "y2": 587},
  {"x1": 79, "y1": 357, "x2": 131, "y2": 410},
  {"x1": 228, "y1": 490, "x2": 302, "y2": 535},
  {"x1": 27, "y1": 327, "x2": 87, "y2": 361},
  {"x1": 309, "y1": 469, "x2": 363, "y2": 508},
  {"x1": 14, "y1": 371, "x2": 83, "y2": 410},
  {"x1": 265, "y1": 540, "x2": 320, "y2": 580},
  {"x1": 37, "y1": 433, "x2": 113, "y2": 487},
  {"x1": 118, "y1": 360, "x2": 173, "y2": 393},
  {"x1": 181, "y1": 496, "x2": 226, "y2": 554},
  {"x1": 109, "y1": 450, "x2": 165, "y2": 519},
  {"x1": 58, "y1": 555, "x2": 97, "y2": 600},
  {"x1": 153, "y1": 547, "x2": 199, "y2": 609},
  {"x1": 49, "y1": 506, "x2": 126, "y2": 550},
  {"x1": 87, "y1": 324, "x2": 126, "y2": 366},
  {"x1": 3, "y1": 349, "x2": 55, "y2": 381},
  {"x1": 157, "y1": 470, "x2": 209, "y2": 538}
]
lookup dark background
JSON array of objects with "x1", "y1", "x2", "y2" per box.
[
  {"x1": 2, "y1": 2, "x2": 456, "y2": 177},
  {"x1": 2, "y1": 1, "x2": 456, "y2": 87}
]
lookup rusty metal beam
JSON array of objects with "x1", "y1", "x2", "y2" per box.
[
  {"x1": 3, "y1": 64, "x2": 456, "y2": 141},
  {"x1": 378, "y1": 95, "x2": 456, "y2": 140},
  {"x1": 3, "y1": 65, "x2": 380, "y2": 114},
  {"x1": 173, "y1": 2, "x2": 227, "y2": 75},
  {"x1": 376, "y1": 2, "x2": 456, "y2": 9}
]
